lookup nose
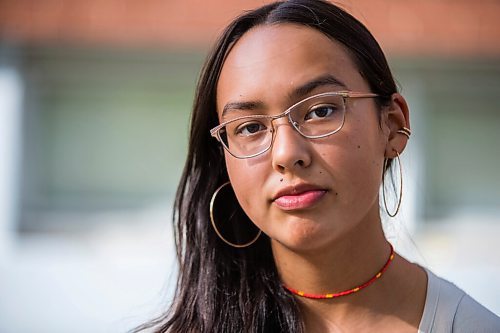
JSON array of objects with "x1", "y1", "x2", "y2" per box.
[{"x1": 271, "y1": 119, "x2": 312, "y2": 173}]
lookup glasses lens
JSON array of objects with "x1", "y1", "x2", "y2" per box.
[
  {"x1": 289, "y1": 93, "x2": 345, "y2": 137},
  {"x1": 219, "y1": 116, "x2": 272, "y2": 158},
  {"x1": 215, "y1": 93, "x2": 346, "y2": 158}
]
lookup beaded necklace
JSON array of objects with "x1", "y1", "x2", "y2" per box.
[{"x1": 283, "y1": 244, "x2": 395, "y2": 299}]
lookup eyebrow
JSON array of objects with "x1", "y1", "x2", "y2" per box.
[
  {"x1": 290, "y1": 74, "x2": 348, "y2": 100},
  {"x1": 222, "y1": 101, "x2": 265, "y2": 119},
  {"x1": 221, "y1": 74, "x2": 348, "y2": 118}
]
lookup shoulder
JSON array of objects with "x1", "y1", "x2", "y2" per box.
[
  {"x1": 418, "y1": 268, "x2": 500, "y2": 333},
  {"x1": 453, "y1": 292, "x2": 500, "y2": 333}
]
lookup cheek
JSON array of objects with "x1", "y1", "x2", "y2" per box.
[
  {"x1": 225, "y1": 155, "x2": 267, "y2": 221},
  {"x1": 319, "y1": 125, "x2": 385, "y2": 201},
  {"x1": 340, "y1": 142, "x2": 384, "y2": 203},
  {"x1": 347, "y1": 115, "x2": 386, "y2": 174}
]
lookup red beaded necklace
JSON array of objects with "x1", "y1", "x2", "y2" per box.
[{"x1": 283, "y1": 244, "x2": 395, "y2": 300}]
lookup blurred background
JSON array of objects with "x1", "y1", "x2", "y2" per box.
[{"x1": 1, "y1": 0, "x2": 499, "y2": 332}]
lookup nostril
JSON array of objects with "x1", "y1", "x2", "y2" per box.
[{"x1": 295, "y1": 159, "x2": 304, "y2": 166}]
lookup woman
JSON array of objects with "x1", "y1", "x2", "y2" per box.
[{"x1": 138, "y1": 1, "x2": 500, "y2": 332}]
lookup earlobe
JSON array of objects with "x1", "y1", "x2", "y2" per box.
[{"x1": 384, "y1": 93, "x2": 411, "y2": 158}]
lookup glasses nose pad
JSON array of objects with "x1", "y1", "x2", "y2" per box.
[
  {"x1": 271, "y1": 112, "x2": 301, "y2": 135},
  {"x1": 288, "y1": 114, "x2": 301, "y2": 132},
  {"x1": 287, "y1": 113, "x2": 299, "y2": 130}
]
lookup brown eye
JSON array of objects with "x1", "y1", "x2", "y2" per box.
[
  {"x1": 304, "y1": 104, "x2": 337, "y2": 120},
  {"x1": 235, "y1": 121, "x2": 267, "y2": 136}
]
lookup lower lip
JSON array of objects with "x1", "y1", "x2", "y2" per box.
[{"x1": 274, "y1": 190, "x2": 327, "y2": 210}]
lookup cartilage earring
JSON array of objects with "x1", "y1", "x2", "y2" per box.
[{"x1": 397, "y1": 127, "x2": 411, "y2": 139}]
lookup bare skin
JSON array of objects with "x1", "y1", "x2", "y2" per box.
[
  {"x1": 299, "y1": 254, "x2": 427, "y2": 332},
  {"x1": 216, "y1": 23, "x2": 427, "y2": 332}
]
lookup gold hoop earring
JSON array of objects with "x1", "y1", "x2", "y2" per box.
[
  {"x1": 382, "y1": 151, "x2": 403, "y2": 217},
  {"x1": 397, "y1": 127, "x2": 411, "y2": 139},
  {"x1": 209, "y1": 181, "x2": 262, "y2": 248}
]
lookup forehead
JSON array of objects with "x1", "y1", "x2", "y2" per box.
[{"x1": 216, "y1": 24, "x2": 369, "y2": 113}]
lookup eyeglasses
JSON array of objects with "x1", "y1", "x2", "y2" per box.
[{"x1": 210, "y1": 91, "x2": 380, "y2": 159}]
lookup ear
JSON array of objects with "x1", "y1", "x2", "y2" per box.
[{"x1": 383, "y1": 93, "x2": 410, "y2": 158}]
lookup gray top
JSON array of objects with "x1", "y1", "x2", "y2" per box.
[{"x1": 418, "y1": 268, "x2": 500, "y2": 333}]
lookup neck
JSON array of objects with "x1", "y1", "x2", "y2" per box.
[
  {"x1": 271, "y1": 208, "x2": 428, "y2": 331},
  {"x1": 283, "y1": 244, "x2": 394, "y2": 299},
  {"x1": 272, "y1": 211, "x2": 389, "y2": 297}
]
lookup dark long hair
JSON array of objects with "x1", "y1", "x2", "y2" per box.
[{"x1": 136, "y1": 1, "x2": 398, "y2": 332}]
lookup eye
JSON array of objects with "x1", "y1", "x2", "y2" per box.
[
  {"x1": 304, "y1": 104, "x2": 338, "y2": 120},
  {"x1": 235, "y1": 121, "x2": 267, "y2": 136}
]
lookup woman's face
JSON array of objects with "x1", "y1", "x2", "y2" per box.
[{"x1": 216, "y1": 24, "x2": 391, "y2": 252}]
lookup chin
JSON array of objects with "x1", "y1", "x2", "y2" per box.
[{"x1": 272, "y1": 218, "x2": 334, "y2": 252}]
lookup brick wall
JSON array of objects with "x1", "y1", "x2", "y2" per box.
[{"x1": 1, "y1": 0, "x2": 500, "y2": 56}]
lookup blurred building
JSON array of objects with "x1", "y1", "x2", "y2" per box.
[{"x1": 1, "y1": 1, "x2": 499, "y2": 332}]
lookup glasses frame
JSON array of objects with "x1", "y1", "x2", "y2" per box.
[{"x1": 210, "y1": 91, "x2": 380, "y2": 159}]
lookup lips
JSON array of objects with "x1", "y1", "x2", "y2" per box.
[{"x1": 272, "y1": 184, "x2": 327, "y2": 210}]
